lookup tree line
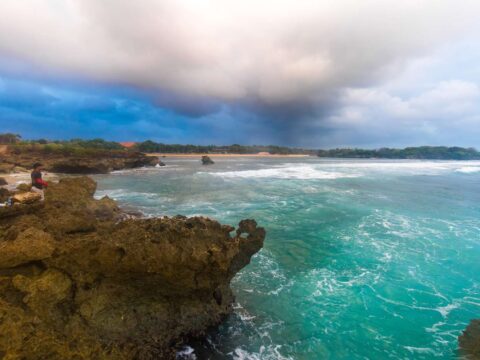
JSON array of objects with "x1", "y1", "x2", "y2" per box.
[
  {"x1": 317, "y1": 146, "x2": 480, "y2": 160},
  {"x1": 1, "y1": 134, "x2": 479, "y2": 159},
  {"x1": 133, "y1": 140, "x2": 312, "y2": 155}
]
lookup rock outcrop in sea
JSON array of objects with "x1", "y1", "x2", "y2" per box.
[
  {"x1": 459, "y1": 319, "x2": 480, "y2": 359},
  {"x1": 0, "y1": 177, "x2": 265, "y2": 359},
  {"x1": 201, "y1": 155, "x2": 215, "y2": 165}
]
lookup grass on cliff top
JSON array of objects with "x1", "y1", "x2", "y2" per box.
[{"x1": 8, "y1": 139, "x2": 137, "y2": 158}]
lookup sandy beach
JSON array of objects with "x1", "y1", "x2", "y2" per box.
[{"x1": 147, "y1": 153, "x2": 312, "y2": 158}]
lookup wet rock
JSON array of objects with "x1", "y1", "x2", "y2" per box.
[
  {"x1": 201, "y1": 155, "x2": 215, "y2": 165},
  {"x1": 459, "y1": 319, "x2": 480, "y2": 359},
  {"x1": 0, "y1": 177, "x2": 7, "y2": 186},
  {"x1": 0, "y1": 176, "x2": 265, "y2": 359}
]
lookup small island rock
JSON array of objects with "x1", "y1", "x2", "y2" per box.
[{"x1": 201, "y1": 155, "x2": 215, "y2": 165}]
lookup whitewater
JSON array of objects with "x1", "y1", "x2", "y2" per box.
[{"x1": 94, "y1": 157, "x2": 480, "y2": 359}]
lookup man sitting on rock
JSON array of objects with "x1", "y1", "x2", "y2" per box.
[{"x1": 31, "y1": 162, "x2": 48, "y2": 200}]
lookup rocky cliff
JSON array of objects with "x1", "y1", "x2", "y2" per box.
[
  {"x1": 0, "y1": 150, "x2": 158, "y2": 174},
  {"x1": 0, "y1": 177, "x2": 265, "y2": 359}
]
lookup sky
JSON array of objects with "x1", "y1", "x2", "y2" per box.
[{"x1": 1, "y1": 0, "x2": 480, "y2": 148}]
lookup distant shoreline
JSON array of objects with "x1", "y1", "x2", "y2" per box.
[{"x1": 147, "y1": 153, "x2": 311, "y2": 158}]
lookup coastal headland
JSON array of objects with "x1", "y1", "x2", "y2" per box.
[
  {"x1": 0, "y1": 176, "x2": 265, "y2": 359},
  {"x1": 0, "y1": 147, "x2": 158, "y2": 175}
]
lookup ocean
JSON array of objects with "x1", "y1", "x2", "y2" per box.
[{"x1": 94, "y1": 157, "x2": 480, "y2": 360}]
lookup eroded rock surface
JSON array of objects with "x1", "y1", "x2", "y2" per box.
[
  {"x1": 0, "y1": 177, "x2": 265, "y2": 359},
  {"x1": 1, "y1": 151, "x2": 158, "y2": 174},
  {"x1": 459, "y1": 319, "x2": 480, "y2": 359}
]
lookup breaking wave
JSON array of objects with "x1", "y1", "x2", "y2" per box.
[
  {"x1": 209, "y1": 165, "x2": 359, "y2": 180},
  {"x1": 455, "y1": 166, "x2": 480, "y2": 173}
]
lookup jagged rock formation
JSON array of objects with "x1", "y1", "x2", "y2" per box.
[
  {"x1": 201, "y1": 155, "x2": 215, "y2": 165},
  {"x1": 0, "y1": 151, "x2": 158, "y2": 174},
  {"x1": 459, "y1": 319, "x2": 480, "y2": 359},
  {"x1": 0, "y1": 177, "x2": 265, "y2": 359},
  {"x1": 0, "y1": 188, "x2": 10, "y2": 203}
]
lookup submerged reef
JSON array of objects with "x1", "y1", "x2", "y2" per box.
[{"x1": 0, "y1": 177, "x2": 265, "y2": 359}]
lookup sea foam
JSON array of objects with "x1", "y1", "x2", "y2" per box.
[
  {"x1": 210, "y1": 165, "x2": 359, "y2": 180},
  {"x1": 207, "y1": 160, "x2": 480, "y2": 179},
  {"x1": 455, "y1": 166, "x2": 480, "y2": 173}
]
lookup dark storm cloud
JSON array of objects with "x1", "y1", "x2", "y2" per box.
[
  {"x1": 1, "y1": 1, "x2": 480, "y2": 146},
  {"x1": 1, "y1": 1, "x2": 479, "y2": 109}
]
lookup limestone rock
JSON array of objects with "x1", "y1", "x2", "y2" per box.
[
  {"x1": 12, "y1": 191, "x2": 41, "y2": 204},
  {"x1": 201, "y1": 155, "x2": 215, "y2": 165},
  {"x1": 0, "y1": 176, "x2": 265, "y2": 359},
  {"x1": 0, "y1": 227, "x2": 55, "y2": 268},
  {"x1": 12, "y1": 268, "x2": 72, "y2": 317},
  {"x1": 1, "y1": 151, "x2": 158, "y2": 175},
  {"x1": 16, "y1": 183, "x2": 31, "y2": 192}
]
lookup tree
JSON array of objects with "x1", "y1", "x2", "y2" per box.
[{"x1": 0, "y1": 133, "x2": 21, "y2": 144}]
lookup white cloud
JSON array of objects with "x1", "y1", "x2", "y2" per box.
[
  {"x1": 323, "y1": 80, "x2": 480, "y2": 147},
  {"x1": 0, "y1": 0, "x2": 479, "y2": 107},
  {"x1": 411, "y1": 81, "x2": 480, "y2": 115}
]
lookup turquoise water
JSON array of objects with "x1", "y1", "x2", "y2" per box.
[{"x1": 94, "y1": 158, "x2": 480, "y2": 359}]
